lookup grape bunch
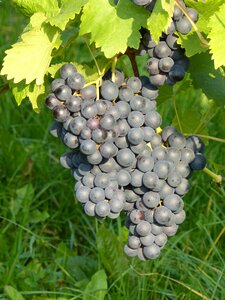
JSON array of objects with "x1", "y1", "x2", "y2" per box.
[
  {"x1": 46, "y1": 63, "x2": 206, "y2": 260},
  {"x1": 137, "y1": 0, "x2": 198, "y2": 86}
]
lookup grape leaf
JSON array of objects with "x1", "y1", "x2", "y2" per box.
[
  {"x1": 208, "y1": 3, "x2": 225, "y2": 69},
  {"x1": 47, "y1": 0, "x2": 88, "y2": 31},
  {"x1": 1, "y1": 13, "x2": 61, "y2": 85},
  {"x1": 83, "y1": 269, "x2": 107, "y2": 300},
  {"x1": 177, "y1": 31, "x2": 207, "y2": 57},
  {"x1": 12, "y1": 0, "x2": 59, "y2": 17},
  {"x1": 147, "y1": 0, "x2": 175, "y2": 42},
  {"x1": 80, "y1": 0, "x2": 148, "y2": 58},
  {"x1": 11, "y1": 80, "x2": 45, "y2": 111},
  {"x1": 189, "y1": 52, "x2": 225, "y2": 106}
]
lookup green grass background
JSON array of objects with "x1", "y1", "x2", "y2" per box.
[{"x1": 0, "y1": 1, "x2": 225, "y2": 299}]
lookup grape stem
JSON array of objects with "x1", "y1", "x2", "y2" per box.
[
  {"x1": 125, "y1": 48, "x2": 140, "y2": 77},
  {"x1": 203, "y1": 167, "x2": 223, "y2": 184},
  {"x1": 174, "y1": 0, "x2": 208, "y2": 48},
  {"x1": 111, "y1": 56, "x2": 118, "y2": 83}
]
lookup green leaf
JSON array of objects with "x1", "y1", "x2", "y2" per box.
[
  {"x1": 208, "y1": 3, "x2": 225, "y2": 69},
  {"x1": 11, "y1": 80, "x2": 45, "y2": 111},
  {"x1": 177, "y1": 31, "x2": 207, "y2": 57},
  {"x1": 97, "y1": 225, "x2": 129, "y2": 275},
  {"x1": 47, "y1": 0, "x2": 88, "y2": 31},
  {"x1": 1, "y1": 13, "x2": 60, "y2": 85},
  {"x1": 80, "y1": 0, "x2": 148, "y2": 58},
  {"x1": 4, "y1": 286, "x2": 25, "y2": 300},
  {"x1": 83, "y1": 269, "x2": 107, "y2": 300},
  {"x1": 29, "y1": 209, "x2": 49, "y2": 223},
  {"x1": 12, "y1": 0, "x2": 59, "y2": 17},
  {"x1": 189, "y1": 52, "x2": 225, "y2": 106},
  {"x1": 147, "y1": 0, "x2": 175, "y2": 42}
]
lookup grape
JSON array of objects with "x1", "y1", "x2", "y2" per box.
[
  {"x1": 117, "y1": 169, "x2": 131, "y2": 186},
  {"x1": 55, "y1": 85, "x2": 72, "y2": 101},
  {"x1": 128, "y1": 128, "x2": 144, "y2": 145},
  {"x1": 142, "y1": 31, "x2": 156, "y2": 48},
  {"x1": 143, "y1": 171, "x2": 158, "y2": 189},
  {"x1": 145, "y1": 111, "x2": 162, "y2": 129},
  {"x1": 151, "y1": 146, "x2": 166, "y2": 161},
  {"x1": 181, "y1": 148, "x2": 195, "y2": 163},
  {"x1": 49, "y1": 121, "x2": 62, "y2": 138},
  {"x1": 130, "y1": 96, "x2": 145, "y2": 111},
  {"x1": 127, "y1": 77, "x2": 142, "y2": 93},
  {"x1": 115, "y1": 101, "x2": 131, "y2": 119},
  {"x1": 158, "y1": 182, "x2": 174, "y2": 199},
  {"x1": 159, "y1": 57, "x2": 174, "y2": 72},
  {"x1": 176, "y1": 17, "x2": 192, "y2": 35},
  {"x1": 95, "y1": 201, "x2": 110, "y2": 217},
  {"x1": 80, "y1": 85, "x2": 96, "y2": 100},
  {"x1": 133, "y1": 186, "x2": 148, "y2": 196},
  {"x1": 144, "y1": 210, "x2": 154, "y2": 223},
  {"x1": 153, "y1": 160, "x2": 170, "y2": 179},
  {"x1": 69, "y1": 117, "x2": 86, "y2": 135},
  {"x1": 175, "y1": 161, "x2": 191, "y2": 178},
  {"x1": 116, "y1": 148, "x2": 135, "y2": 167},
  {"x1": 186, "y1": 135, "x2": 205, "y2": 153},
  {"x1": 53, "y1": 105, "x2": 70, "y2": 122},
  {"x1": 143, "y1": 244, "x2": 160, "y2": 259},
  {"x1": 173, "y1": 4, "x2": 183, "y2": 21},
  {"x1": 161, "y1": 126, "x2": 176, "y2": 142},
  {"x1": 129, "y1": 209, "x2": 145, "y2": 224},
  {"x1": 187, "y1": 8, "x2": 198, "y2": 22},
  {"x1": 109, "y1": 198, "x2": 124, "y2": 213},
  {"x1": 175, "y1": 178, "x2": 190, "y2": 196},
  {"x1": 124, "y1": 244, "x2": 138, "y2": 257},
  {"x1": 99, "y1": 158, "x2": 118, "y2": 173},
  {"x1": 78, "y1": 163, "x2": 92, "y2": 175},
  {"x1": 140, "y1": 233, "x2": 155, "y2": 246},
  {"x1": 151, "y1": 223, "x2": 163, "y2": 235},
  {"x1": 166, "y1": 34, "x2": 179, "y2": 50},
  {"x1": 108, "y1": 211, "x2": 120, "y2": 219},
  {"x1": 115, "y1": 136, "x2": 129, "y2": 149},
  {"x1": 166, "y1": 147, "x2": 181, "y2": 163},
  {"x1": 65, "y1": 96, "x2": 82, "y2": 112},
  {"x1": 125, "y1": 189, "x2": 140, "y2": 203},
  {"x1": 141, "y1": 82, "x2": 159, "y2": 100},
  {"x1": 154, "y1": 206, "x2": 173, "y2": 225},
  {"x1": 84, "y1": 201, "x2": 96, "y2": 216},
  {"x1": 60, "y1": 63, "x2": 77, "y2": 79},
  {"x1": 167, "y1": 171, "x2": 182, "y2": 187},
  {"x1": 81, "y1": 103, "x2": 98, "y2": 119},
  {"x1": 104, "y1": 69, "x2": 125, "y2": 87},
  {"x1": 136, "y1": 221, "x2": 151, "y2": 236},
  {"x1": 137, "y1": 155, "x2": 154, "y2": 172},
  {"x1": 142, "y1": 127, "x2": 155, "y2": 142},
  {"x1": 46, "y1": 94, "x2": 62, "y2": 110},
  {"x1": 60, "y1": 152, "x2": 74, "y2": 169},
  {"x1": 87, "y1": 151, "x2": 103, "y2": 165},
  {"x1": 76, "y1": 186, "x2": 90, "y2": 203},
  {"x1": 163, "y1": 224, "x2": 178, "y2": 236},
  {"x1": 100, "y1": 114, "x2": 116, "y2": 130},
  {"x1": 149, "y1": 73, "x2": 166, "y2": 86},
  {"x1": 146, "y1": 58, "x2": 159, "y2": 75},
  {"x1": 105, "y1": 183, "x2": 118, "y2": 200},
  {"x1": 131, "y1": 170, "x2": 144, "y2": 187},
  {"x1": 150, "y1": 134, "x2": 162, "y2": 149},
  {"x1": 101, "y1": 80, "x2": 119, "y2": 101},
  {"x1": 51, "y1": 79, "x2": 65, "y2": 92},
  {"x1": 166, "y1": 21, "x2": 176, "y2": 34},
  {"x1": 143, "y1": 191, "x2": 160, "y2": 208},
  {"x1": 174, "y1": 210, "x2": 186, "y2": 224},
  {"x1": 164, "y1": 194, "x2": 184, "y2": 213},
  {"x1": 154, "y1": 233, "x2": 167, "y2": 247},
  {"x1": 95, "y1": 100, "x2": 107, "y2": 115},
  {"x1": 80, "y1": 139, "x2": 96, "y2": 155},
  {"x1": 100, "y1": 142, "x2": 118, "y2": 159},
  {"x1": 63, "y1": 132, "x2": 79, "y2": 149},
  {"x1": 130, "y1": 141, "x2": 146, "y2": 154},
  {"x1": 168, "y1": 132, "x2": 186, "y2": 149},
  {"x1": 128, "y1": 111, "x2": 145, "y2": 128},
  {"x1": 133, "y1": 0, "x2": 151, "y2": 5},
  {"x1": 155, "y1": 41, "x2": 172, "y2": 58},
  {"x1": 119, "y1": 86, "x2": 133, "y2": 102},
  {"x1": 128, "y1": 236, "x2": 140, "y2": 249},
  {"x1": 94, "y1": 173, "x2": 109, "y2": 188},
  {"x1": 189, "y1": 153, "x2": 207, "y2": 170},
  {"x1": 67, "y1": 72, "x2": 85, "y2": 90},
  {"x1": 89, "y1": 187, "x2": 105, "y2": 203},
  {"x1": 82, "y1": 173, "x2": 95, "y2": 188}
]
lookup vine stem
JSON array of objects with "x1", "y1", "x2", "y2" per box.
[
  {"x1": 174, "y1": 0, "x2": 208, "y2": 48},
  {"x1": 203, "y1": 167, "x2": 223, "y2": 184},
  {"x1": 111, "y1": 56, "x2": 118, "y2": 83},
  {"x1": 125, "y1": 48, "x2": 140, "y2": 77}
]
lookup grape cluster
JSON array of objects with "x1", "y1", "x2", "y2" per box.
[
  {"x1": 46, "y1": 63, "x2": 206, "y2": 260},
  {"x1": 137, "y1": 1, "x2": 198, "y2": 86}
]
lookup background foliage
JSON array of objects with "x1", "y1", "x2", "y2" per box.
[{"x1": 0, "y1": 0, "x2": 225, "y2": 299}]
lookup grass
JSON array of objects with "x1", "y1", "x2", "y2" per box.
[{"x1": 0, "y1": 1, "x2": 225, "y2": 299}]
